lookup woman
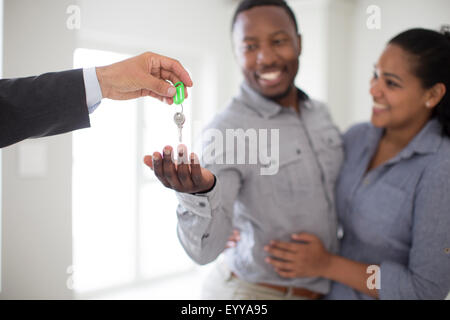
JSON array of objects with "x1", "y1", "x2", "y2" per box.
[{"x1": 263, "y1": 27, "x2": 450, "y2": 299}]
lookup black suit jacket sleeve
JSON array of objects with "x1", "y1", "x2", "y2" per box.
[{"x1": 0, "y1": 69, "x2": 91, "y2": 148}]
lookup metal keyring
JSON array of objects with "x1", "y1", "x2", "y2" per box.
[{"x1": 175, "y1": 103, "x2": 184, "y2": 114}]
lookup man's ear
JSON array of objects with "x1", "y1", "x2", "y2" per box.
[
  {"x1": 297, "y1": 34, "x2": 302, "y2": 57},
  {"x1": 425, "y1": 83, "x2": 446, "y2": 109}
]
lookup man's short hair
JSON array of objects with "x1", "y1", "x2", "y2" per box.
[{"x1": 231, "y1": 0, "x2": 299, "y2": 33}]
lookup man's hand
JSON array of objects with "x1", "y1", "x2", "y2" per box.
[
  {"x1": 96, "y1": 52, "x2": 193, "y2": 104},
  {"x1": 143, "y1": 145, "x2": 215, "y2": 194}
]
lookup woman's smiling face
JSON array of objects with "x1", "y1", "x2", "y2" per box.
[{"x1": 370, "y1": 44, "x2": 433, "y2": 130}]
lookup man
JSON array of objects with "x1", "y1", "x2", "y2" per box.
[
  {"x1": 145, "y1": 0, "x2": 343, "y2": 299},
  {"x1": 0, "y1": 52, "x2": 192, "y2": 148}
]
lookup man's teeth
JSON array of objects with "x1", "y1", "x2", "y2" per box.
[
  {"x1": 373, "y1": 102, "x2": 388, "y2": 110},
  {"x1": 259, "y1": 71, "x2": 281, "y2": 80}
]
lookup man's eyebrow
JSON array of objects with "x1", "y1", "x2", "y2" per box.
[
  {"x1": 242, "y1": 30, "x2": 290, "y2": 42},
  {"x1": 243, "y1": 36, "x2": 257, "y2": 42},
  {"x1": 271, "y1": 30, "x2": 289, "y2": 37}
]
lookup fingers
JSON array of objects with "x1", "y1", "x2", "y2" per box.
[
  {"x1": 160, "y1": 69, "x2": 189, "y2": 99},
  {"x1": 160, "y1": 69, "x2": 181, "y2": 88},
  {"x1": 143, "y1": 155, "x2": 153, "y2": 170},
  {"x1": 291, "y1": 233, "x2": 319, "y2": 243},
  {"x1": 273, "y1": 269, "x2": 296, "y2": 279},
  {"x1": 159, "y1": 55, "x2": 193, "y2": 87},
  {"x1": 264, "y1": 241, "x2": 297, "y2": 262},
  {"x1": 232, "y1": 229, "x2": 241, "y2": 240},
  {"x1": 143, "y1": 53, "x2": 191, "y2": 100},
  {"x1": 162, "y1": 146, "x2": 183, "y2": 189},
  {"x1": 141, "y1": 76, "x2": 177, "y2": 98},
  {"x1": 177, "y1": 145, "x2": 195, "y2": 189},
  {"x1": 225, "y1": 229, "x2": 241, "y2": 248},
  {"x1": 147, "y1": 91, "x2": 174, "y2": 105},
  {"x1": 147, "y1": 146, "x2": 214, "y2": 193},
  {"x1": 161, "y1": 70, "x2": 189, "y2": 99},
  {"x1": 265, "y1": 256, "x2": 294, "y2": 273},
  {"x1": 97, "y1": 52, "x2": 192, "y2": 101},
  {"x1": 152, "y1": 152, "x2": 171, "y2": 188},
  {"x1": 264, "y1": 245, "x2": 299, "y2": 278},
  {"x1": 267, "y1": 240, "x2": 299, "y2": 253},
  {"x1": 189, "y1": 153, "x2": 203, "y2": 187}
]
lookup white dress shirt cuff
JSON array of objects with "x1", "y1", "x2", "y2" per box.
[
  {"x1": 82, "y1": 67, "x2": 103, "y2": 114},
  {"x1": 175, "y1": 182, "x2": 220, "y2": 219}
]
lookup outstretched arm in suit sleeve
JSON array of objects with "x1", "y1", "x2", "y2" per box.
[
  {"x1": 0, "y1": 69, "x2": 90, "y2": 148},
  {"x1": 0, "y1": 51, "x2": 193, "y2": 148}
]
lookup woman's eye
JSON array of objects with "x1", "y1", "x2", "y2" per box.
[
  {"x1": 245, "y1": 44, "x2": 257, "y2": 51},
  {"x1": 386, "y1": 79, "x2": 399, "y2": 88}
]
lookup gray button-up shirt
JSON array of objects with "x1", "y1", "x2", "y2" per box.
[
  {"x1": 176, "y1": 83, "x2": 343, "y2": 294},
  {"x1": 327, "y1": 119, "x2": 450, "y2": 299}
]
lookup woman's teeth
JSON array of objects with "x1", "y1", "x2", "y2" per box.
[{"x1": 373, "y1": 102, "x2": 389, "y2": 110}]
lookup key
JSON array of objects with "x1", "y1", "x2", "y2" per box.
[{"x1": 174, "y1": 111, "x2": 185, "y2": 143}]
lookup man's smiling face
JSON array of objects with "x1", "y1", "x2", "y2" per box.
[{"x1": 232, "y1": 5, "x2": 301, "y2": 100}]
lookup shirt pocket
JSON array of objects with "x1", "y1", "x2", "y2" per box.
[
  {"x1": 262, "y1": 153, "x2": 311, "y2": 208},
  {"x1": 313, "y1": 127, "x2": 344, "y2": 184},
  {"x1": 352, "y1": 182, "x2": 408, "y2": 248}
]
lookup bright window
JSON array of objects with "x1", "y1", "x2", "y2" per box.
[{"x1": 72, "y1": 48, "x2": 194, "y2": 295}]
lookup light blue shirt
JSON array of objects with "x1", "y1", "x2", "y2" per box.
[
  {"x1": 327, "y1": 119, "x2": 450, "y2": 300},
  {"x1": 82, "y1": 67, "x2": 102, "y2": 113},
  {"x1": 175, "y1": 83, "x2": 343, "y2": 294}
]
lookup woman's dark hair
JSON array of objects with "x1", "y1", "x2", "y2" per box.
[
  {"x1": 231, "y1": 0, "x2": 298, "y2": 33},
  {"x1": 388, "y1": 26, "x2": 450, "y2": 137}
]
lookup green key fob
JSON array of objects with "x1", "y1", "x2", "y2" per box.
[{"x1": 173, "y1": 82, "x2": 185, "y2": 105}]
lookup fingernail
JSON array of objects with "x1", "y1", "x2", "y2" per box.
[
  {"x1": 164, "y1": 147, "x2": 171, "y2": 156},
  {"x1": 177, "y1": 145, "x2": 184, "y2": 157},
  {"x1": 168, "y1": 87, "x2": 176, "y2": 96},
  {"x1": 265, "y1": 258, "x2": 270, "y2": 263}
]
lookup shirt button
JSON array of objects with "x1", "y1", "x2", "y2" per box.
[
  {"x1": 445, "y1": 248, "x2": 450, "y2": 254},
  {"x1": 202, "y1": 233, "x2": 210, "y2": 239},
  {"x1": 337, "y1": 226, "x2": 344, "y2": 239},
  {"x1": 198, "y1": 202, "x2": 206, "y2": 208},
  {"x1": 296, "y1": 149, "x2": 301, "y2": 155}
]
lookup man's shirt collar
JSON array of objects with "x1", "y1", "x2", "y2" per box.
[{"x1": 237, "y1": 82, "x2": 310, "y2": 119}]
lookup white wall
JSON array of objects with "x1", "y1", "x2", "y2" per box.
[
  {"x1": 289, "y1": 0, "x2": 356, "y2": 130},
  {"x1": 1, "y1": 0, "x2": 77, "y2": 299}
]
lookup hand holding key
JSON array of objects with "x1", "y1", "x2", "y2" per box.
[{"x1": 143, "y1": 145, "x2": 215, "y2": 194}]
